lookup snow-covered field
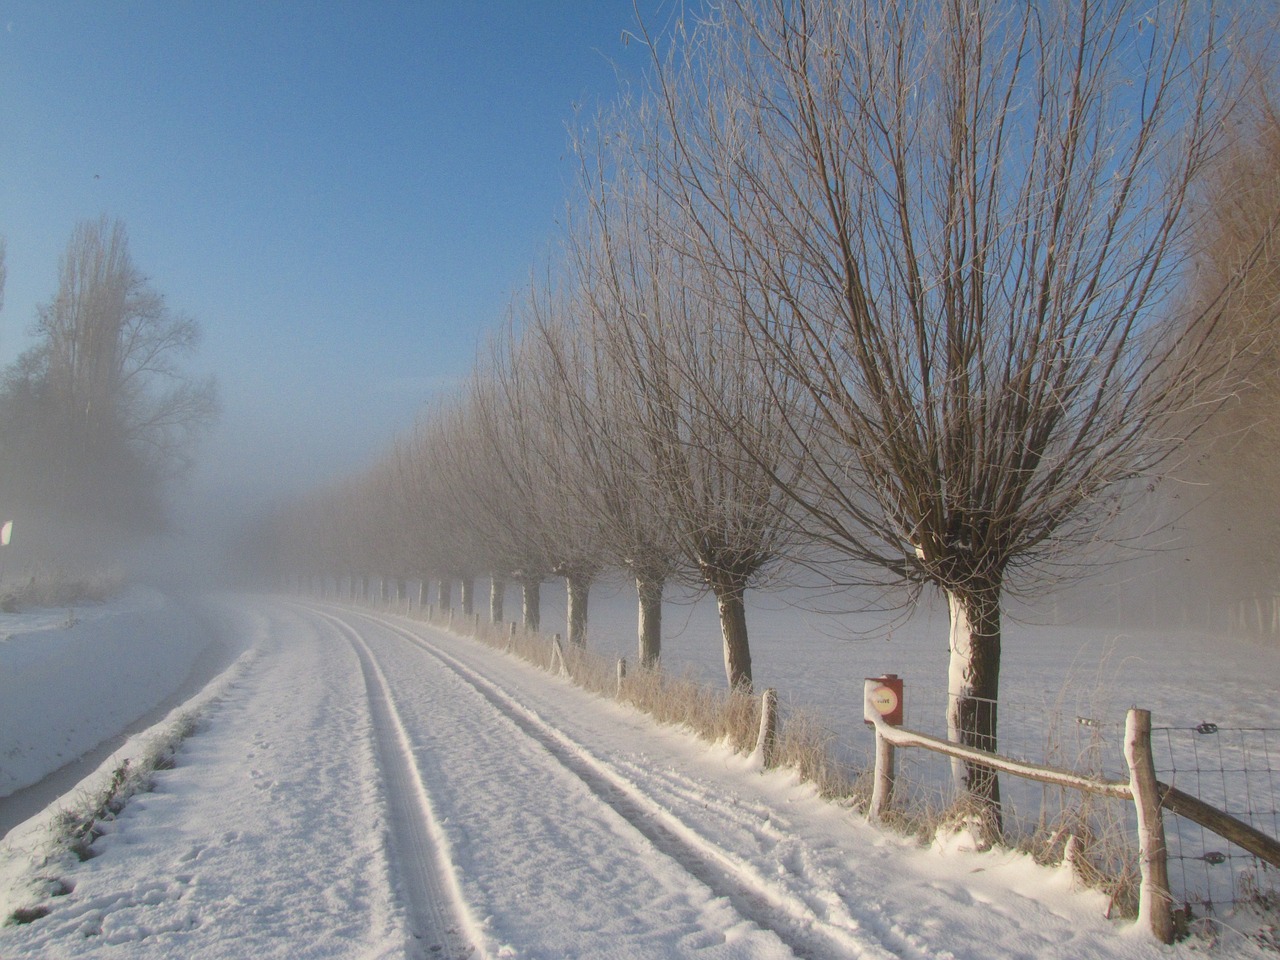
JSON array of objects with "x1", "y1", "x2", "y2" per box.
[{"x1": 0, "y1": 587, "x2": 1276, "y2": 958}]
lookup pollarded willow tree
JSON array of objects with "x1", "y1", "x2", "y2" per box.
[
  {"x1": 456, "y1": 318, "x2": 615, "y2": 641},
  {"x1": 431, "y1": 379, "x2": 554, "y2": 632},
  {"x1": 525, "y1": 284, "x2": 683, "y2": 668},
  {"x1": 507, "y1": 284, "x2": 616, "y2": 649},
  {"x1": 646, "y1": 0, "x2": 1246, "y2": 820},
  {"x1": 568, "y1": 108, "x2": 808, "y2": 691}
]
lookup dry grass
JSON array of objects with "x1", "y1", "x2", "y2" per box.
[
  {"x1": 418, "y1": 606, "x2": 862, "y2": 793},
  {"x1": 770, "y1": 707, "x2": 862, "y2": 801},
  {"x1": 1020, "y1": 790, "x2": 1141, "y2": 919},
  {"x1": 44, "y1": 711, "x2": 198, "y2": 864},
  {"x1": 616, "y1": 665, "x2": 762, "y2": 752}
]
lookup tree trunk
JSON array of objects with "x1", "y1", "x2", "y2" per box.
[
  {"x1": 565, "y1": 574, "x2": 590, "y2": 648},
  {"x1": 636, "y1": 572, "x2": 663, "y2": 669},
  {"x1": 437, "y1": 578, "x2": 452, "y2": 612},
  {"x1": 945, "y1": 583, "x2": 1003, "y2": 834},
  {"x1": 460, "y1": 577, "x2": 474, "y2": 616},
  {"x1": 708, "y1": 573, "x2": 752, "y2": 692},
  {"x1": 521, "y1": 578, "x2": 541, "y2": 631},
  {"x1": 489, "y1": 577, "x2": 505, "y2": 624}
]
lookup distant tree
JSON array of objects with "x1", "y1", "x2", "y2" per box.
[
  {"x1": 530, "y1": 262, "x2": 683, "y2": 668},
  {"x1": 475, "y1": 312, "x2": 612, "y2": 646},
  {"x1": 386, "y1": 419, "x2": 488, "y2": 615},
  {"x1": 1175, "y1": 76, "x2": 1280, "y2": 633},
  {"x1": 568, "y1": 116, "x2": 805, "y2": 691},
  {"x1": 645, "y1": 0, "x2": 1243, "y2": 824},
  {"x1": 0, "y1": 217, "x2": 216, "y2": 535},
  {"x1": 444, "y1": 363, "x2": 558, "y2": 633},
  {"x1": 407, "y1": 406, "x2": 511, "y2": 621}
]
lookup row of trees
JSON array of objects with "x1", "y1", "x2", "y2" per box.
[
  {"x1": 261, "y1": 0, "x2": 1275, "y2": 825},
  {"x1": 0, "y1": 217, "x2": 217, "y2": 547}
]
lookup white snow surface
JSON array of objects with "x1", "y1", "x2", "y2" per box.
[
  {"x1": 0, "y1": 587, "x2": 230, "y2": 801},
  {"x1": 0, "y1": 591, "x2": 1275, "y2": 958}
]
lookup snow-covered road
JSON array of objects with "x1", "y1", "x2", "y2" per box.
[{"x1": 0, "y1": 597, "x2": 1226, "y2": 958}]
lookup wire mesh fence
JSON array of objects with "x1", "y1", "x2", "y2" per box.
[
  {"x1": 1151, "y1": 724, "x2": 1280, "y2": 920},
  {"x1": 815, "y1": 686, "x2": 1280, "y2": 925}
]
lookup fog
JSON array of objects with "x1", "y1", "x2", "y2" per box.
[{"x1": 0, "y1": 2, "x2": 1274, "y2": 651}]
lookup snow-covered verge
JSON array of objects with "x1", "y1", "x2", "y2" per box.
[
  {"x1": 0, "y1": 594, "x2": 1274, "y2": 958},
  {"x1": 0, "y1": 641, "x2": 258, "y2": 931}
]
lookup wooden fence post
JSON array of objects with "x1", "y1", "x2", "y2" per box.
[
  {"x1": 754, "y1": 688, "x2": 779, "y2": 768},
  {"x1": 550, "y1": 633, "x2": 567, "y2": 676},
  {"x1": 870, "y1": 726, "x2": 896, "y2": 822},
  {"x1": 1124, "y1": 708, "x2": 1173, "y2": 944},
  {"x1": 864, "y1": 677, "x2": 898, "y2": 821},
  {"x1": 616, "y1": 657, "x2": 627, "y2": 695}
]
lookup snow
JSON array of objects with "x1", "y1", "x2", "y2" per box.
[
  {"x1": 0, "y1": 589, "x2": 1276, "y2": 958},
  {"x1": 0, "y1": 588, "x2": 234, "y2": 803}
]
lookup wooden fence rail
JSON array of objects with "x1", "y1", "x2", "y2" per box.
[{"x1": 1156, "y1": 782, "x2": 1280, "y2": 870}]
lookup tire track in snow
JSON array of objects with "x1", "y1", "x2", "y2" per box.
[
  {"x1": 302, "y1": 608, "x2": 481, "y2": 960},
  {"x1": 340, "y1": 606, "x2": 913, "y2": 960}
]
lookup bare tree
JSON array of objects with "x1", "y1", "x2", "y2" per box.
[
  {"x1": 530, "y1": 309, "x2": 684, "y2": 666},
  {"x1": 504, "y1": 284, "x2": 617, "y2": 649},
  {"x1": 409, "y1": 405, "x2": 511, "y2": 622},
  {"x1": 382, "y1": 422, "x2": 484, "y2": 614},
  {"x1": 567, "y1": 108, "x2": 805, "y2": 690},
  {"x1": 443, "y1": 351, "x2": 566, "y2": 634},
  {"x1": 0, "y1": 217, "x2": 216, "y2": 534},
  {"x1": 528, "y1": 201, "x2": 686, "y2": 666},
  {"x1": 645, "y1": 0, "x2": 1243, "y2": 821}
]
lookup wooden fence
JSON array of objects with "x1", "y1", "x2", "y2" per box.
[{"x1": 861, "y1": 680, "x2": 1280, "y2": 943}]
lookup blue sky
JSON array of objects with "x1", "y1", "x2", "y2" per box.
[{"x1": 0, "y1": 1, "x2": 667, "y2": 519}]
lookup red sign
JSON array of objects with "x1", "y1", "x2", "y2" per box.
[{"x1": 864, "y1": 674, "x2": 904, "y2": 726}]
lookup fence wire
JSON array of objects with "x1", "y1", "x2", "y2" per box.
[
  {"x1": 827, "y1": 690, "x2": 1280, "y2": 926},
  {"x1": 1152, "y1": 724, "x2": 1280, "y2": 920}
]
